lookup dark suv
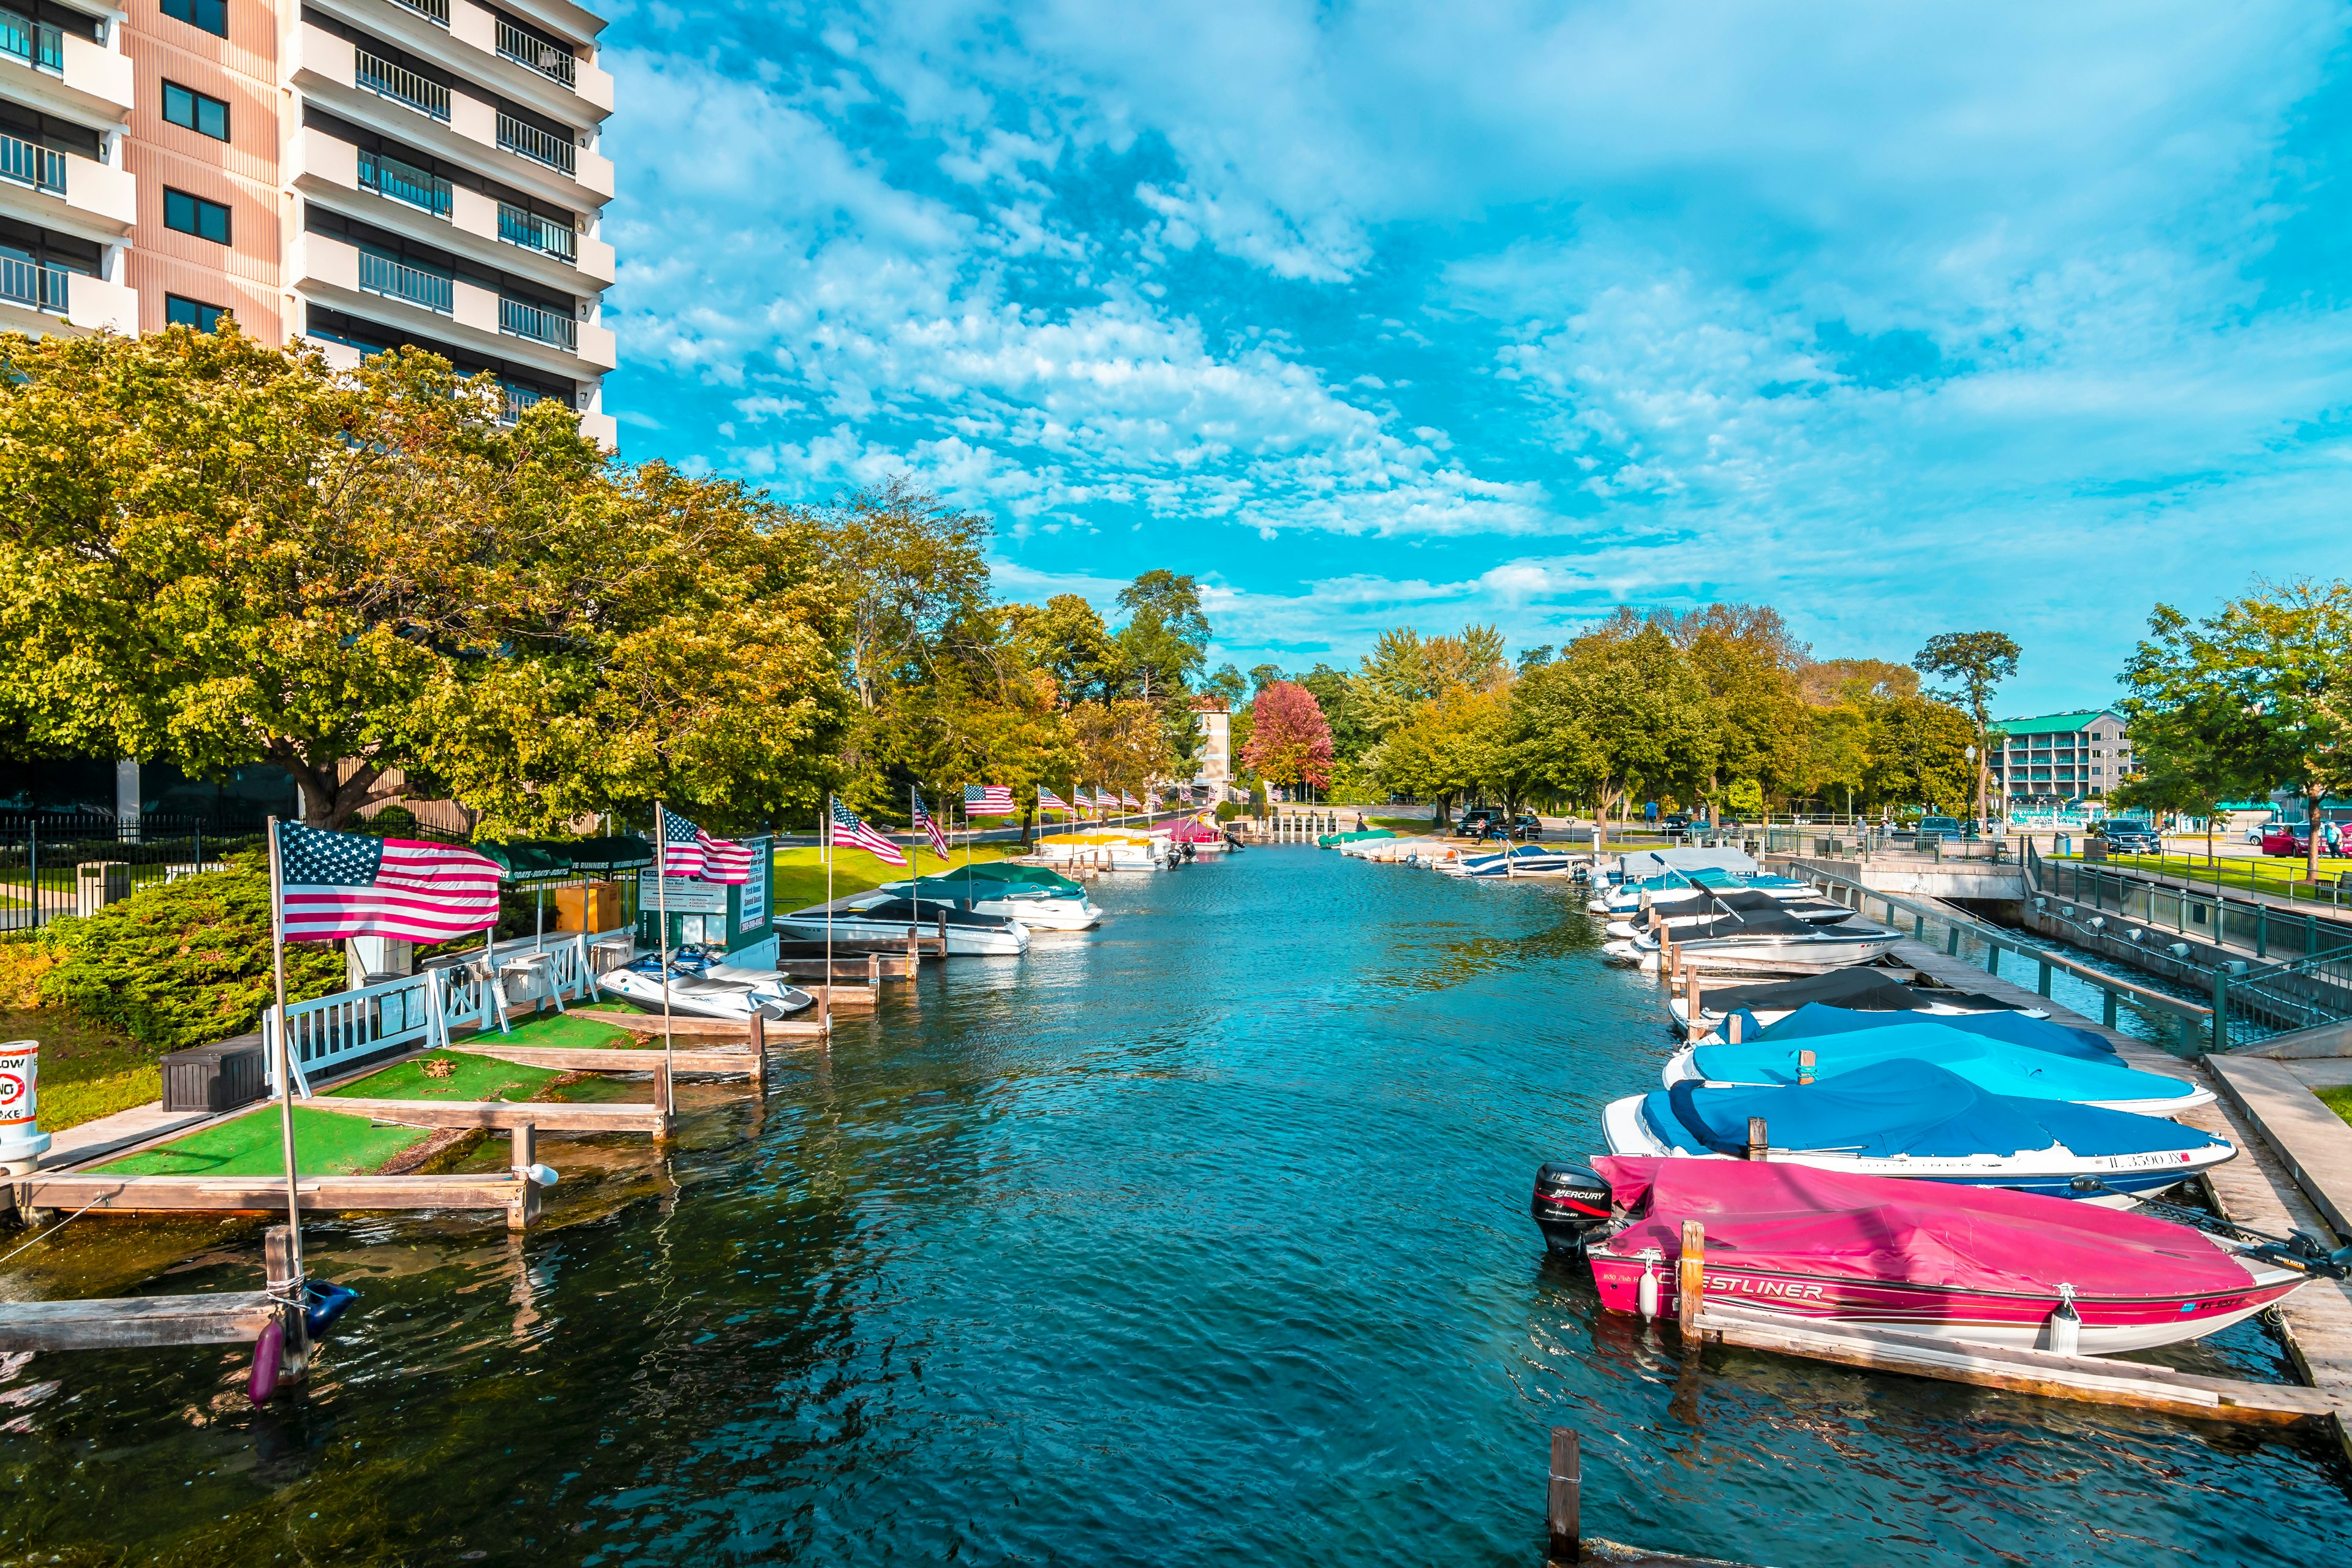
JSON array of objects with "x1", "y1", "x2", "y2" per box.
[
  {"x1": 2096, "y1": 819, "x2": 2162, "y2": 855},
  {"x1": 1509, "y1": 814, "x2": 1543, "y2": 841},
  {"x1": 1913, "y1": 815, "x2": 1965, "y2": 845}
]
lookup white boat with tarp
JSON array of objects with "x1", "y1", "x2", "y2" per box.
[
  {"x1": 596, "y1": 947, "x2": 815, "y2": 1019},
  {"x1": 773, "y1": 892, "x2": 1031, "y2": 955},
  {"x1": 881, "y1": 864, "x2": 1104, "y2": 930}
]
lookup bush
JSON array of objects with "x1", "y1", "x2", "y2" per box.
[
  {"x1": 36, "y1": 856, "x2": 344, "y2": 1049},
  {"x1": 1214, "y1": 801, "x2": 1240, "y2": 822}
]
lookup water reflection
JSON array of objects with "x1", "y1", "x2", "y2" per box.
[{"x1": 0, "y1": 846, "x2": 2343, "y2": 1565}]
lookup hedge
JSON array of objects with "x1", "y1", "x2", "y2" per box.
[{"x1": 36, "y1": 856, "x2": 345, "y2": 1050}]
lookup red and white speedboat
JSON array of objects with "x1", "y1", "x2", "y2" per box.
[{"x1": 1537, "y1": 1156, "x2": 2315, "y2": 1354}]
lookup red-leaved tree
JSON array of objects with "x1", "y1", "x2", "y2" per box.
[{"x1": 1243, "y1": 680, "x2": 1335, "y2": 793}]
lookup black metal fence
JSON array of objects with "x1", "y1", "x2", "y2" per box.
[{"x1": 0, "y1": 815, "x2": 269, "y2": 933}]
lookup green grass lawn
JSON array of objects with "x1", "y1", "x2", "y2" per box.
[
  {"x1": 2097, "y1": 851, "x2": 2352, "y2": 899},
  {"x1": 771, "y1": 841, "x2": 1025, "y2": 911},
  {"x1": 2318, "y1": 1084, "x2": 2352, "y2": 1133}
]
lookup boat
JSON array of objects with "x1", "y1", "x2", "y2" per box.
[
  {"x1": 1621, "y1": 910, "x2": 1902, "y2": 976},
  {"x1": 1600, "y1": 1058, "x2": 2233, "y2": 1200},
  {"x1": 1662, "y1": 1018, "x2": 2212, "y2": 1115},
  {"x1": 1730, "y1": 1001, "x2": 2117, "y2": 1061},
  {"x1": 1536, "y1": 1155, "x2": 2314, "y2": 1353},
  {"x1": 881, "y1": 865, "x2": 1104, "y2": 930},
  {"x1": 1317, "y1": 827, "x2": 1396, "y2": 850},
  {"x1": 596, "y1": 947, "x2": 815, "y2": 1019},
  {"x1": 1590, "y1": 867, "x2": 1821, "y2": 916},
  {"x1": 772, "y1": 892, "x2": 1031, "y2": 954},
  {"x1": 1166, "y1": 818, "x2": 1229, "y2": 854},
  {"x1": 1033, "y1": 831, "x2": 1169, "y2": 872},
  {"x1": 1667, "y1": 968, "x2": 2041, "y2": 1035},
  {"x1": 1610, "y1": 889, "x2": 1852, "y2": 932},
  {"x1": 1447, "y1": 843, "x2": 1579, "y2": 878}
]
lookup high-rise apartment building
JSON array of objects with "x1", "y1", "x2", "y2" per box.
[
  {"x1": 1989, "y1": 710, "x2": 2135, "y2": 803},
  {"x1": 0, "y1": 0, "x2": 615, "y2": 445}
]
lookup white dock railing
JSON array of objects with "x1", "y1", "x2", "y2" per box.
[{"x1": 266, "y1": 927, "x2": 633, "y2": 1092}]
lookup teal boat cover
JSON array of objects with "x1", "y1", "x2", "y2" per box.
[
  {"x1": 1756, "y1": 1002, "x2": 2116, "y2": 1061},
  {"x1": 1689, "y1": 1019, "x2": 2197, "y2": 1106}
]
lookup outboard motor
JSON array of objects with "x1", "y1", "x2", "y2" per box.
[{"x1": 1531, "y1": 1161, "x2": 1615, "y2": 1254}]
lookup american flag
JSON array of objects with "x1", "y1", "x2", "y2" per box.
[
  {"x1": 964, "y1": 783, "x2": 1015, "y2": 817},
  {"x1": 277, "y1": 824, "x2": 503, "y2": 943},
  {"x1": 659, "y1": 805, "x2": 752, "y2": 884},
  {"x1": 913, "y1": 788, "x2": 950, "y2": 859},
  {"x1": 1038, "y1": 785, "x2": 1068, "y2": 812},
  {"x1": 832, "y1": 799, "x2": 908, "y2": 866},
  {"x1": 1121, "y1": 790, "x2": 1142, "y2": 808},
  {"x1": 1072, "y1": 786, "x2": 1095, "y2": 809}
]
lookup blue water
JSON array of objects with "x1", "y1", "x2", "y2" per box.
[{"x1": 1, "y1": 848, "x2": 2346, "y2": 1564}]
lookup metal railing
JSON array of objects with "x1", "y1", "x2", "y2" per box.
[
  {"x1": 496, "y1": 112, "x2": 575, "y2": 173},
  {"x1": 0, "y1": 130, "x2": 62, "y2": 192},
  {"x1": 356, "y1": 51, "x2": 451, "y2": 122},
  {"x1": 390, "y1": 0, "x2": 448, "y2": 24},
  {"x1": 499, "y1": 295, "x2": 574, "y2": 349},
  {"x1": 2054, "y1": 845, "x2": 2352, "y2": 912},
  {"x1": 265, "y1": 928, "x2": 628, "y2": 1089},
  {"x1": 358, "y1": 147, "x2": 451, "y2": 217},
  {"x1": 496, "y1": 200, "x2": 575, "y2": 259},
  {"x1": 358, "y1": 249, "x2": 454, "y2": 314},
  {"x1": 499, "y1": 381, "x2": 570, "y2": 424},
  {"x1": 495, "y1": 17, "x2": 575, "y2": 86},
  {"x1": 0, "y1": 9, "x2": 62, "y2": 73},
  {"x1": 2035, "y1": 852, "x2": 2352, "y2": 964},
  {"x1": 0, "y1": 254, "x2": 69, "y2": 314},
  {"x1": 0, "y1": 820, "x2": 270, "y2": 933}
]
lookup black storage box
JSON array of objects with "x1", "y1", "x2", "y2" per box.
[{"x1": 161, "y1": 1033, "x2": 268, "y2": 1114}]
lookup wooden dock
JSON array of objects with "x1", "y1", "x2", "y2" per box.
[
  {"x1": 7, "y1": 1171, "x2": 538, "y2": 1221},
  {"x1": 302, "y1": 1096, "x2": 669, "y2": 1134},
  {"x1": 0, "y1": 1291, "x2": 279, "y2": 1352},
  {"x1": 447, "y1": 1039, "x2": 761, "y2": 1078},
  {"x1": 1887, "y1": 935, "x2": 2352, "y2": 1453}
]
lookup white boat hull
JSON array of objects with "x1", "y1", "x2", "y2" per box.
[
  {"x1": 597, "y1": 962, "x2": 814, "y2": 1020},
  {"x1": 771, "y1": 915, "x2": 1031, "y2": 955}
]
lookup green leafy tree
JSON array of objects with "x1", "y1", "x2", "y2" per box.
[
  {"x1": 1914, "y1": 630, "x2": 2021, "y2": 824},
  {"x1": 1668, "y1": 603, "x2": 1814, "y2": 810},
  {"x1": 1295, "y1": 663, "x2": 1373, "y2": 761},
  {"x1": 2120, "y1": 581, "x2": 2352, "y2": 879},
  {"x1": 1248, "y1": 663, "x2": 1286, "y2": 696},
  {"x1": 1007, "y1": 593, "x2": 1126, "y2": 707},
  {"x1": 1862, "y1": 693, "x2": 1978, "y2": 816},
  {"x1": 1115, "y1": 570, "x2": 1209, "y2": 701},
  {"x1": 1504, "y1": 622, "x2": 1715, "y2": 841},
  {"x1": 823, "y1": 478, "x2": 992, "y2": 714}
]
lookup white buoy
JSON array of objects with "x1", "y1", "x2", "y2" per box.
[
  {"x1": 2047, "y1": 1283, "x2": 2081, "y2": 1355},
  {"x1": 0, "y1": 1039, "x2": 51, "y2": 1175},
  {"x1": 1637, "y1": 1251, "x2": 1662, "y2": 1320},
  {"x1": 526, "y1": 1163, "x2": 560, "y2": 1188}
]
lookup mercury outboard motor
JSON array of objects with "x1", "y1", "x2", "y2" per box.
[{"x1": 1531, "y1": 1161, "x2": 1615, "y2": 1254}]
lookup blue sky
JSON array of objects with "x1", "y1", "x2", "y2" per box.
[{"x1": 597, "y1": 1, "x2": 2352, "y2": 714}]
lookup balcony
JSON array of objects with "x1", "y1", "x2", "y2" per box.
[
  {"x1": 0, "y1": 253, "x2": 67, "y2": 314},
  {"x1": 0, "y1": 8, "x2": 61, "y2": 76},
  {"x1": 356, "y1": 50, "x2": 450, "y2": 123},
  {"x1": 495, "y1": 17, "x2": 573, "y2": 87},
  {"x1": 391, "y1": 0, "x2": 448, "y2": 23},
  {"x1": 498, "y1": 295, "x2": 571, "y2": 350},
  {"x1": 495, "y1": 113, "x2": 572, "y2": 175},
  {"x1": 496, "y1": 200, "x2": 573, "y2": 260},
  {"x1": 358, "y1": 146, "x2": 451, "y2": 218},
  {"x1": 358, "y1": 249, "x2": 453, "y2": 314},
  {"x1": 0, "y1": 130, "x2": 62, "y2": 194}
]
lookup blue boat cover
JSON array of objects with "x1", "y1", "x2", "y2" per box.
[
  {"x1": 1688, "y1": 1019, "x2": 2198, "y2": 1106},
  {"x1": 1644, "y1": 1059, "x2": 2222, "y2": 1160},
  {"x1": 1758, "y1": 1002, "x2": 2116, "y2": 1061}
]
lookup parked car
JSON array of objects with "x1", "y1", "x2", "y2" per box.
[
  {"x1": 2245, "y1": 821, "x2": 2273, "y2": 845},
  {"x1": 1912, "y1": 815, "x2": 1965, "y2": 845},
  {"x1": 1456, "y1": 809, "x2": 1502, "y2": 839},
  {"x1": 2094, "y1": 819, "x2": 2163, "y2": 855},
  {"x1": 2262, "y1": 821, "x2": 2312, "y2": 857},
  {"x1": 1509, "y1": 813, "x2": 1544, "y2": 841}
]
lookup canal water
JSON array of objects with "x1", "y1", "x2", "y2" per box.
[{"x1": 2, "y1": 847, "x2": 2347, "y2": 1564}]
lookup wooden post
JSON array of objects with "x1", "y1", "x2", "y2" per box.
[
  {"x1": 906, "y1": 925, "x2": 919, "y2": 970},
  {"x1": 1727, "y1": 1012, "x2": 1741, "y2": 1044},
  {"x1": 1746, "y1": 1117, "x2": 1767, "y2": 1162},
  {"x1": 652, "y1": 1061, "x2": 673, "y2": 1141},
  {"x1": 1546, "y1": 1427, "x2": 1581, "y2": 1565},
  {"x1": 1796, "y1": 1049, "x2": 1814, "y2": 1085},
  {"x1": 867, "y1": 951, "x2": 881, "y2": 989},
  {"x1": 816, "y1": 982, "x2": 831, "y2": 1042},
  {"x1": 508, "y1": 1122, "x2": 539, "y2": 1232},
  {"x1": 750, "y1": 1012, "x2": 767, "y2": 1093},
  {"x1": 263, "y1": 1224, "x2": 311, "y2": 1379},
  {"x1": 1676, "y1": 1220, "x2": 1706, "y2": 1345},
  {"x1": 1685, "y1": 977, "x2": 1703, "y2": 1040}
]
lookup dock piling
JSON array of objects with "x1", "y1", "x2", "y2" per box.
[
  {"x1": 1676, "y1": 1220, "x2": 1706, "y2": 1346},
  {"x1": 652, "y1": 1062, "x2": 673, "y2": 1140},
  {"x1": 1746, "y1": 1117, "x2": 1767, "y2": 1162},
  {"x1": 508, "y1": 1123, "x2": 539, "y2": 1232},
  {"x1": 1545, "y1": 1426, "x2": 1582, "y2": 1564},
  {"x1": 750, "y1": 1012, "x2": 768, "y2": 1094},
  {"x1": 263, "y1": 1224, "x2": 311, "y2": 1380}
]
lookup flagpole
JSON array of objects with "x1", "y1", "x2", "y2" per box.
[
  {"x1": 654, "y1": 805, "x2": 674, "y2": 1109},
  {"x1": 265, "y1": 817, "x2": 304, "y2": 1287},
  {"x1": 911, "y1": 784, "x2": 919, "y2": 877},
  {"x1": 824, "y1": 794, "x2": 834, "y2": 984}
]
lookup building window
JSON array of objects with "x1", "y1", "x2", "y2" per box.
[
  {"x1": 161, "y1": 81, "x2": 229, "y2": 141},
  {"x1": 165, "y1": 293, "x2": 228, "y2": 331},
  {"x1": 159, "y1": 0, "x2": 227, "y2": 37},
  {"x1": 163, "y1": 187, "x2": 230, "y2": 244}
]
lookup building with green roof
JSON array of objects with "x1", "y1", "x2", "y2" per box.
[{"x1": 1987, "y1": 710, "x2": 2133, "y2": 803}]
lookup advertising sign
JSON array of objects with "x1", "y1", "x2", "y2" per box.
[
  {"x1": 737, "y1": 838, "x2": 771, "y2": 933},
  {"x1": 636, "y1": 869, "x2": 728, "y2": 914}
]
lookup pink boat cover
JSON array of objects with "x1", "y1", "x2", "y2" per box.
[
  {"x1": 1166, "y1": 819, "x2": 1224, "y2": 842},
  {"x1": 1596, "y1": 1156, "x2": 2248, "y2": 1298}
]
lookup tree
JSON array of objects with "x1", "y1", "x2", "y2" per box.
[
  {"x1": 1205, "y1": 662, "x2": 1248, "y2": 710},
  {"x1": 2120, "y1": 581, "x2": 2352, "y2": 880},
  {"x1": 1504, "y1": 623, "x2": 1716, "y2": 842},
  {"x1": 1671, "y1": 603, "x2": 1814, "y2": 810},
  {"x1": 1517, "y1": 644, "x2": 1556, "y2": 672},
  {"x1": 1069, "y1": 698, "x2": 1170, "y2": 802},
  {"x1": 1295, "y1": 662, "x2": 1373, "y2": 761},
  {"x1": 821, "y1": 478, "x2": 991, "y2": 714},
  {"x1": 1862, "y1": 693, "x2": 1977, "y2": 816},
  {"x1": 1242, "y1": 681, "x2": 1335, "y2": 795},
  {"x1": 1248, "y1": 663, "x2": 1286, "y2": 696},
  {"x1": 1007, "y1": 593, "x2": 1126, "y2": 707},
  {"x1": 1350, "y1": 624, "x2": 1507, "y2": 741},
  {"x1": 0, "y1": 326, "x2": 850, "y2": 835},
  {"x1": 1914, "y1": 631, "x2": 2021, "y2": 824},
  {"x1": 1115, "y1": 570, "x2": 1208, "y2": 701}
]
